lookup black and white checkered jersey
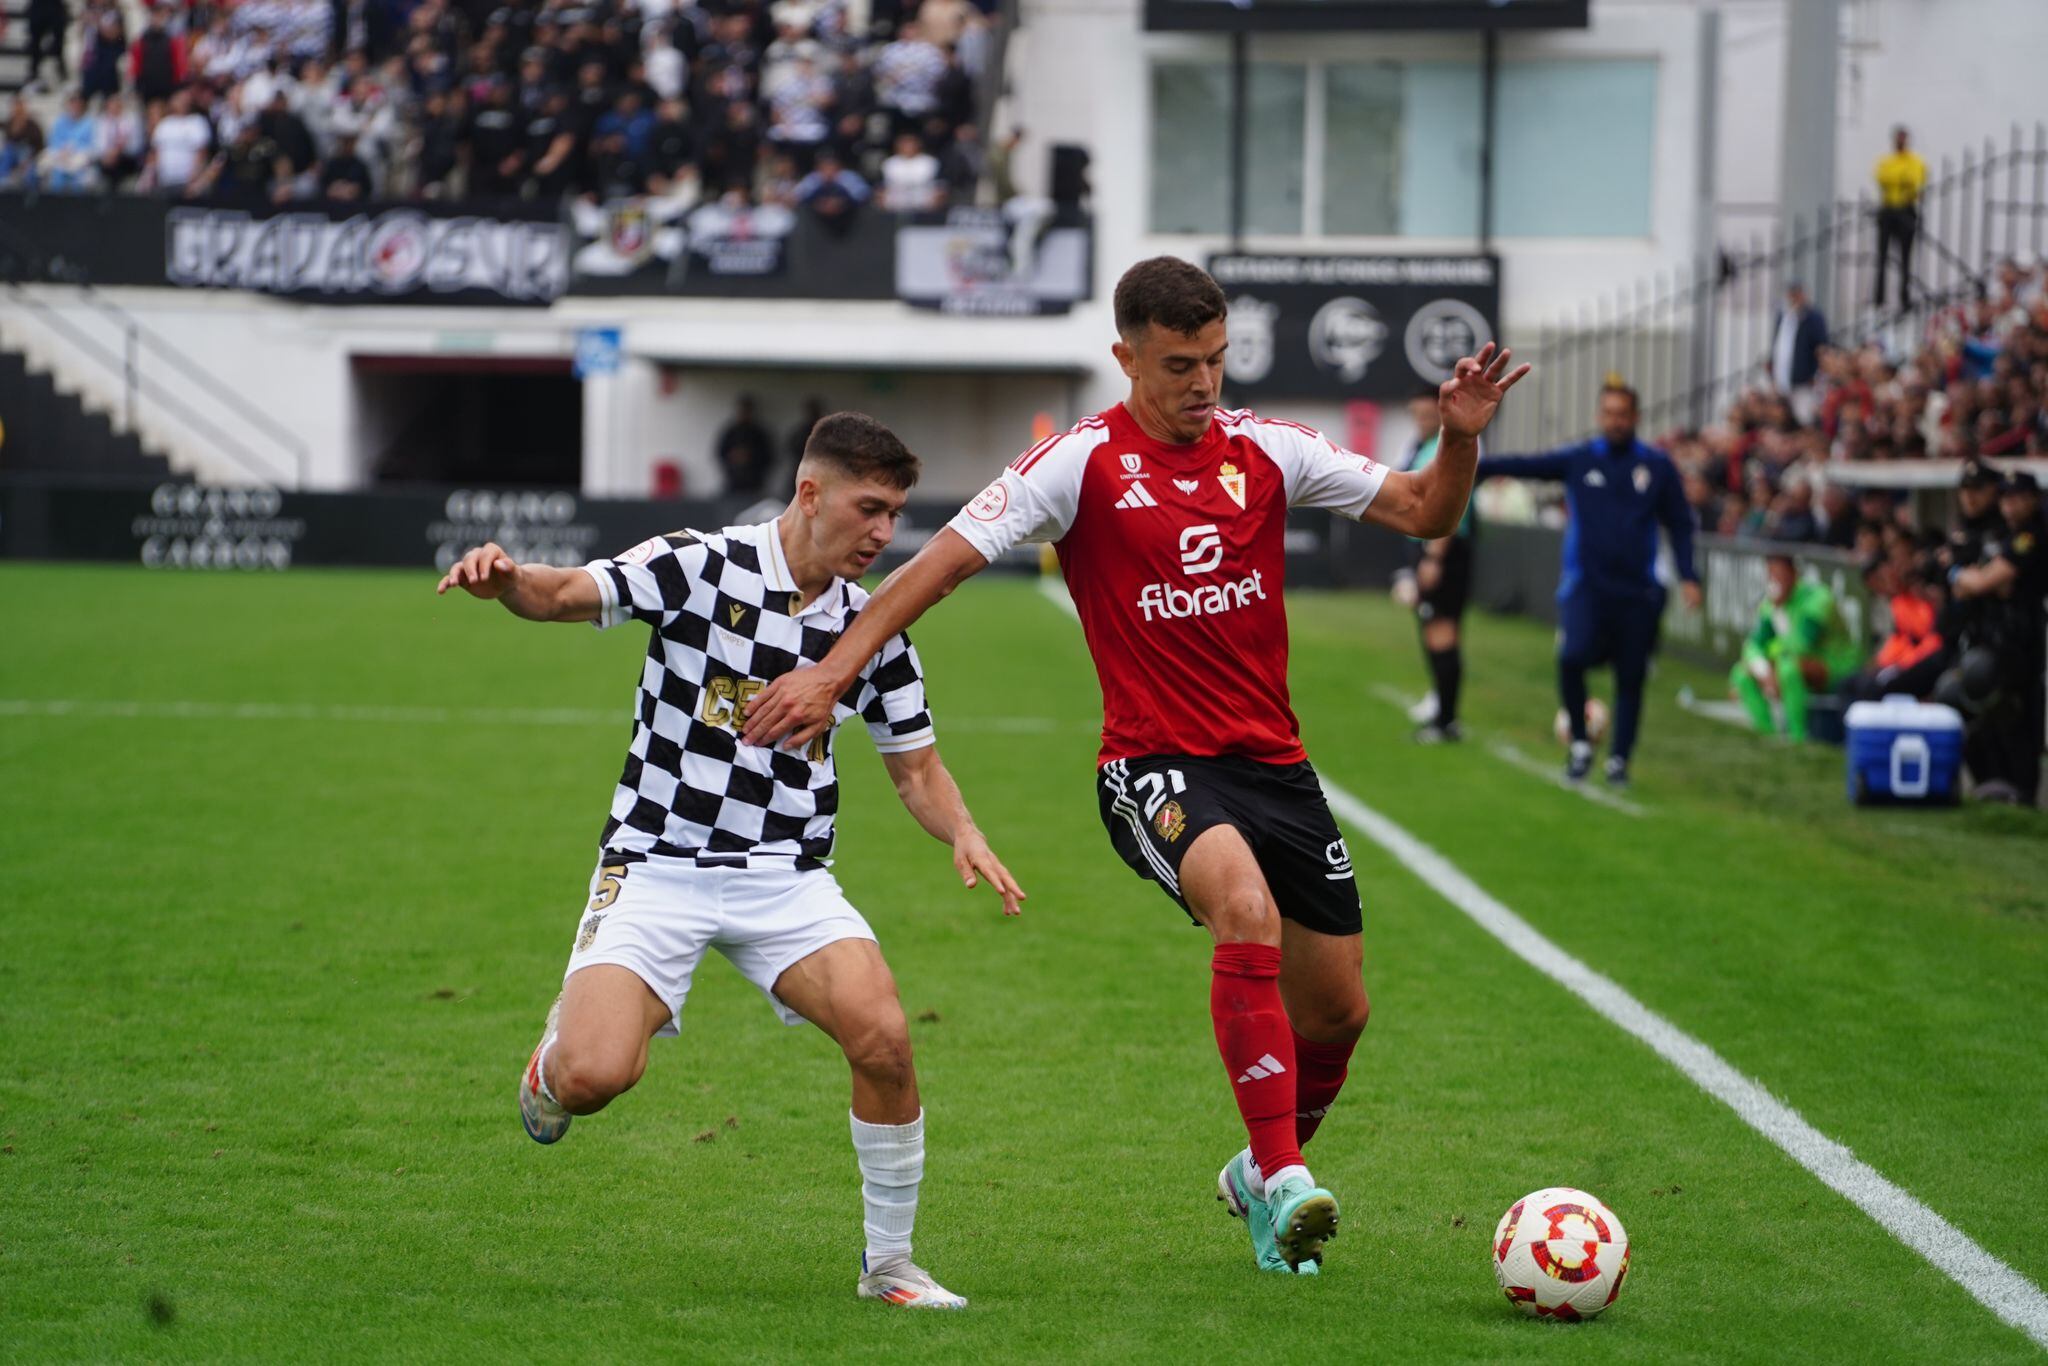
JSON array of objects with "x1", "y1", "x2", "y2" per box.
[{"x1": 580, "y1": 518, "x2": 935, "y2": 870}]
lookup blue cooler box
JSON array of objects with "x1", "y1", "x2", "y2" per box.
[{"x1": 1844, "y1": 696, "x2": 1964, "y2": 806}]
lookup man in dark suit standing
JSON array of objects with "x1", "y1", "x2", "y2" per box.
[{"x1": 1769, "y1": 282, "x2": 1829, "y2": 424}]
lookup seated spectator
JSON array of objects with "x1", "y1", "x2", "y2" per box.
[
  {"x1": 594, "y1": 90, "x2": 656, "y2": 167},
  {"x1": 878, "y1": 130, "x2": 940, "y2": 211},
  {"x1": 793, "y1": 147, "x2": 868, "y2": 233},
  {"x1": 758, "y1": 151, "x2": 801, "y2": 207},
  {"x1": 41, "y1": 93, "x2": 103, "y2": 193},
  {"x1": 97, "y1": 93, "x2": 146, "y2": 188},
  {"x1": 207, "y1": 119, "x2": 290, "y2": 205},
  {"x1": 1730, "y1": 553, "x2": 1866, "y2": 743},
  {"x1": 1842, "y1": 554, "x2": 1946, "y2": 704},
  {"x1": 319, "y1": 131, "x2": 376, "y2": 200},
  {"x1": 0, "y1": 99, "x2": 45, "y2": 189},
  {"x1": 147, "y1": 90, "x2": 215, "y2": 195}
]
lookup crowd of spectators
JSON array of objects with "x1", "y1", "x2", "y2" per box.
[
  {"x1": 1660, "y1": 258, "x2": 2048, "y2": 555},
  {"x1": 0, "y1": 0, "x2": 1008, "y2": 220}
]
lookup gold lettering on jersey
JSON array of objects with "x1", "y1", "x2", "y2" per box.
[
  {"x1": 1218, "y1": 462, "x2": 1247, "y2": 510},
  {"x1": 700, "y1": 674, "x2": 828, "y2": 761}
]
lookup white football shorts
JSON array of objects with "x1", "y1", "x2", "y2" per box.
[{"x1": 562, "y1": 857, "x2": 877, "y2": 1033}]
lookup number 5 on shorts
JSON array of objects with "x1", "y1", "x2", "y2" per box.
[{"x1": 590, "y1": 864, "x2": 629, "y2": 912}]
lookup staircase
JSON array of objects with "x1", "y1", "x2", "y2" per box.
[
  {"x1": 0, "y1": 347, "x2": 173, "y2": 482},
  {"x1": 0, "y1": 0, "x2": 34, "y2": 95}
]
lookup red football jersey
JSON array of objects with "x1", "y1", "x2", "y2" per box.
[{"x1": 947, "y1": 403, "x2": 1388, "y2": 766}]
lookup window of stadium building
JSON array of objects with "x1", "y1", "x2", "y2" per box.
[{"x1": 1149, "y1": 56, "x2": 1655, "y2": 240}]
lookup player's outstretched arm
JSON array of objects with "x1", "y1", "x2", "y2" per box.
[
  {"x1": 742, "y1": 527, "x2": 990, "y2": 750},
  {"x1": 1365, "y1": 343, "x2": 1529, "y2": 539},
  {"x1": 433, "y1": 541, "x2": 602, "y2": 622},
  {"x1": 881, "y1": 744, "x2": 1026, "y2": 916}
]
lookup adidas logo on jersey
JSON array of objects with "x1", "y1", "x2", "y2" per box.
[
  {"x1": 1237, "y1": 1053, "x2": 1288, "y2": 1083},
  {"x1": 1115, "y1": 483, "x2": 1160, "y2": 510}
]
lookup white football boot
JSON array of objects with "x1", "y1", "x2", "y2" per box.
[
  {"x1": 857, "y1": 1254, "x2": 968, "y2": 1309},
  {"x1": 519, "y1": 994, "x2": 571, "y2": 1144}
]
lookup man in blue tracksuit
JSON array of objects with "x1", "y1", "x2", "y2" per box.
[{"x1": 1480, "y1": 384, "x2": 1702, "y2": 788}]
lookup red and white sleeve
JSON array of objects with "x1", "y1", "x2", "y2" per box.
[
  {"x1": 1249, "y1": 418, "x2": 1390, "y2": 520},
  {"x1": 945, "y1": 427, "x2": 1101, "y2": 562}
]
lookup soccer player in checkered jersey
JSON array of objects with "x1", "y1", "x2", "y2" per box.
[
  {"x1": 436, "y1": 412, "x2": 1025, "y2": 1310},
  {"x1": 744, "y1": 258, "x2": 1527, "y2": 1276}
]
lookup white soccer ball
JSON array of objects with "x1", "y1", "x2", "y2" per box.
[
  {"x1": 1492, "y1": 1187, "x2": 1631, "y2": 1321},
  {"x1": 1552, "y1": 698, "x2": 1611, "y2": 746}
]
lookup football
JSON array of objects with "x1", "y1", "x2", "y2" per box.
[
  {"x1": 1553, "y1": 698, "x2": 1612, "y2": 745},
  {"x1": 1492, "y1": 1187, "x2": 1631, "y2": 1321}
]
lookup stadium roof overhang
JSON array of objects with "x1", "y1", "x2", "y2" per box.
[{"x1": 616, "y1": 305, "x2": 1102, "y2": 379}]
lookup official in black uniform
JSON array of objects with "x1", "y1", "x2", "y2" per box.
[{"x1": 1946, "y1": 470, "x2": 2047, "y2": 804}]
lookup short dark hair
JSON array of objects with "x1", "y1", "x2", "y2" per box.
[
  {"x1": 1601, "y1": 382, "x2": 1640, "y2": 411},
  {"x1": 1114, "y1": 256, "x2": 1227, "y2": 338},
  {"x1": 802, "y1": 411, "x2": 921, "y2": 490}
]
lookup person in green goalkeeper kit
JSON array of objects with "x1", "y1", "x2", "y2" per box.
[{"x1": 1731, "y1": 553, "x2": 1866, "y2": 741}]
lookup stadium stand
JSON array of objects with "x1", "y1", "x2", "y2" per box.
[
  {"x1": 1666, "y1": 257, "x2": 2048, "y2": 548},
  {"x1": 0, "y1": 0, "x2": 1002, "y2": 211}
]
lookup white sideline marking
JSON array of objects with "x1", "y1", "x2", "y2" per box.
[
  {"x1": 1037, "y1": 573, "x2": 2048, "y2": 1350},
  {"x1": 1678, "y1": 687, "x2": 1760, "y2": 729},
  {"x1": 1324, "y1": 780, "x2": 2048, "y2": 1349},
  {"x1": 0, "y1": 698, "x2": 1063, "y2": 735},
  {"x1": 1366, "y1": 684, "x2": 1649, "y2": 818},
  {"x1": 1037, "y1": 574, "x2": 1077, "y2": 620},
  {"x1": 1486, "y1": 740, "x2": 1648, "y2": 818}
]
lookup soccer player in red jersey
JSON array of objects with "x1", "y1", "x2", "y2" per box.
[{"x1": 744, "y1": 257, "x2": 1527, "y2": 1274}]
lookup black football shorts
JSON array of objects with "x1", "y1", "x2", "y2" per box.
[{"x1": 1096, "y1": 753, "x2": 1363, "y2": 936}]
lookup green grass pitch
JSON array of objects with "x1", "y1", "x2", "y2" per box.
[{"x1": 3, "y1": 563, "x2": 2046, "y2": 1362}]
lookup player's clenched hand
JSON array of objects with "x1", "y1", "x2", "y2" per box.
[
  {"x1": 1439, "y1": 342, "x2": 1532, "y2": 439},
  {"x1": 743, "y1": 664, "x2": 842, "y2": 751},
  {"x1": 952, "y1": 828, "x2": 1026, "y2": 916},
  {"x1": 436, "y1": 542, "x2": 519, "y2": 599}
]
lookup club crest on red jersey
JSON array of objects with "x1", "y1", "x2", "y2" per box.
[{"x1": 1218, "y1": 462, "x2": 1247, "y2": 510}]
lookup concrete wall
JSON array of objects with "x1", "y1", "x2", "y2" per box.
[{"x1": 1714, "y1": 0, "x2": 2047, "y2": 248}]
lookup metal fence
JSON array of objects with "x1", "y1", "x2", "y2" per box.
[{"x1": 1493, "y1": 122, "x2": 2048, "y2": 452}]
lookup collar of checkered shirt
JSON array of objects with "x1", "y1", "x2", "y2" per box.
[{"x1": 743, "y1": 516, "x2": 853, "y2": 622}]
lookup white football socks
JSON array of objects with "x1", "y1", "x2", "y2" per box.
[
  {"x1": 851, "y1": 1109, "x2": 924, "y2": 1264},
  {"x1": 1244, "y1": 1151, "x2": 1315, "y2": 1200},
  {"x1": 1264, "y1": 1162, "x2": 1312, "y2": 1197}
]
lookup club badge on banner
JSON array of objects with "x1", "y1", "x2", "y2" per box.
[{"x1": 1206, "y1": 254, "x2": 1501, "y2": 400}]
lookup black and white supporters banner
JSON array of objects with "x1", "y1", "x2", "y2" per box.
[
  {"x1": 164, "y1": 204, "x2": 568, "y2": 304},
  {"x1": 1207, "y1": 253, "x2": 1501, "y2": 400}
]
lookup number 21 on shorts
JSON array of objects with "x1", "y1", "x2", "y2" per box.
[{"x1": 1132, "y1": 768, "x2": 1187, "y2": 820}]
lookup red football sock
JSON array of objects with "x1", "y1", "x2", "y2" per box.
[
  {"x1": 1291, "y1": 1029, "x2": 1356, "y2": 1147},
  {"x1": 1209, "y1": 943, "x2": 1303, "y2": 1181}
]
